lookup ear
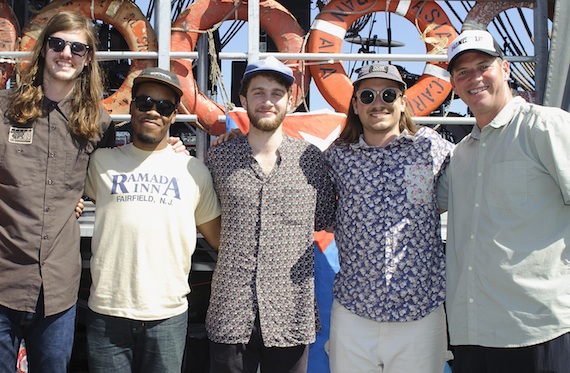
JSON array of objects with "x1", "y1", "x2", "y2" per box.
[
  {"x1": 450, "y1": 75, "x2": 456, "y2": 91},
  {"x1": 501, "y1": 59, "x2": 510, "y2": 82},
  {"x1": 286, "y1": 93, "x2": 294, "y2": 112},
  {"x1": 400, "y1": 95, "x2": 407, "y2": 112},
  {"x1": 239, "y1": 94, "x2": 247, "y2": 108}
]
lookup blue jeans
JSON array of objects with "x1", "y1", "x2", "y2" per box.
[
  {"x1": 0, "y1": 298, "x2": 76, "y2": 373},
  {"x1": 86, "y1": 308, "x2": 188, "y2": 373}
]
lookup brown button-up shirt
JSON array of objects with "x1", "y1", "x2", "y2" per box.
[
  {"x1": 0, "y1": 90, "x2": 115, "y2": 316},
  {"x1": 205, "y1": 135, "x2": 336, "y2": 347}
]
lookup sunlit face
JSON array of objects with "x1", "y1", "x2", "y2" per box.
[
  {"x1": 240, "y1": 75, "x2": 292, "y2": 132},
  {"x1": 450, "y1": 51, "x2": 511, "y2": 122},
  {"x1": 43, "y1": 30, "x2": 91, "y2": 83},
  {"x1": 352, "y1": 78, "x2": 405, "y2": 142},
  {"x1": 130, "y1": 82, "x2": 178, "y2": 150}
]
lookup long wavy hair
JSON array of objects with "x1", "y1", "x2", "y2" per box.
[
  {"x1": 335, "y1": 81, "x2": 418, "y2": 145},
  {"x1": 8, "y1": 11, "x2": 104, "y2": 141}
]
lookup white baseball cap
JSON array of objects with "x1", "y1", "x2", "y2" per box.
[{"x1": 447, "y1": 30, "x2": 503, "y2": 72}]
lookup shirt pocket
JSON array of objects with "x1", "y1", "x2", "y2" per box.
[
  {"x1": 0, "y1": 144, "x2": 40, "y2": 186},
  {"x1": 64, "y1": 151, "x2": 90, "y2": 190},
  {"x1": 404, "y1": 165, "x2": 434, "y2": 204},
  {"x1": 487, "y1": 161, "x2": 527, "y2": 208}
]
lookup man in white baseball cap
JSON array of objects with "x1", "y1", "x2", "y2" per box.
[{"x1": 439, "y1": 28, "x2": 570, "y2": 373}]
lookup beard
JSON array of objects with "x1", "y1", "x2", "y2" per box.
[
  {"x1": 135, "y1": 132, "x2": 162, "y2": 144},
  {"x1": 248, "y1": 109, "x2": 286, "y2": 132}
]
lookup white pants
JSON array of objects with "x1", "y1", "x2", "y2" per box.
[{"x1": 328, "y1": 301, "x2": 448, "y2": 373}]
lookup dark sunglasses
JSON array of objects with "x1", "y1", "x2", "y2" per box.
[
  {"x1": 134, "y1": 95, "x2": 177, "y2": 117},
  {"x1": 356, "y1": 88, "x2": 402, "y2": 105},
  {"x1": 47, "y1": 37, "x2": 90, "y2": 57}
]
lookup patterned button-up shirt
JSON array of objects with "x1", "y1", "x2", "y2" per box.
[
  {"x1": 205, "y1": 135, "x2": 336, "y2": 347},
  {"x1": 325, "y1": 126, "x2": 453, "y2": 322}
]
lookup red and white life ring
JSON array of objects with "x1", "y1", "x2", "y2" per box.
[
  {"x1": 0, "y1": 0, "x2": 18, "y2": 88},
  {"x1": 19, "y1": 0, "x2": 157, "y2": 115},
  {"x1": 171, "y1": 0, "x2": 309, "y2": 135},
  {"x1": 307, "y1": 0, "x2": 457, "y2": 116}
]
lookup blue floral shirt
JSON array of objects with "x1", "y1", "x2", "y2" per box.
[{"x1": 324, "y1": 126, "x2": 453, "y2": 322}]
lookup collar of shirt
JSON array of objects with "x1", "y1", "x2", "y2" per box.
[
  {"x1": 351, "y1": 129, "x2": 416, "y2": 150},
  {"x1": 470, "y1": 96, "x2": 526, "y2": 140}
]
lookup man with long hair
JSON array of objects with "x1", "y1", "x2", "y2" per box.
[
  {"x1": 0, "y1": 11, "x2": 114, "y2": 372},
  {"x1": 325, "y1": 63, "x2": 454, "y2": 373}
]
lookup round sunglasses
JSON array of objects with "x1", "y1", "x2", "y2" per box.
[
  {"x1": 47, "y1": 37, "x2": 90, "y2": 57},
  {"x1": 134, "y1": 95, "x2": 177, "y2": 117},
  {"x1": 355, "y1": 88, "x2": 403, "y2": 105}
]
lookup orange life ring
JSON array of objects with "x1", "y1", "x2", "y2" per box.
[
  {"x1": 0, "y1": 0, "x2": 18, "y2": 88},
  {"x1": 171, "y1": 0, "x2": 309, "y2": 136},
  {"x1": 18, "y1": 0, "x2": 157, "y2": 115},
  {"x1": 307, "y1": 0, "x2": 457, "y2": 116}
]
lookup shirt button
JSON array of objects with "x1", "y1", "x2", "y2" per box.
[
  {"x1": 49, "y1": 152, "x2": 55, "y2": 158},
  {"x1": 468, "y1": 266, "x2": 473, "y2": 271},
  {"x1": 478, "y1": 172, "x2": 482, "y2": 177},
  {"x1": 43, "y1": 235, "x2": 48, "y2": 240},
  {"x1": 45, "y1": 207, "x2": 50, "y2": 212},
  {"x1": 470, "y1": 235, "x2": 475, "y2": 239},
  {"x1": 469, "y1": 298, "x2": 474, "y2": 303},
  {"x1": 47, "y1": 179, "x2": 53, "y2": 185},
  {"x1": 474, "y1": 203, "x2": 479, "y2": 208},
  {"x1": 482, "y1": 143, "x2": 486, "y2": 147}
]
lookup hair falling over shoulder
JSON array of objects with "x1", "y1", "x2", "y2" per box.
[{"x1": 8, "y1": 11, "x2": 105, "y2": 141}]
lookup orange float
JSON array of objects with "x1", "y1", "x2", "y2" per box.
[
  {"x1": 307, "y1": 0, "x2": 457, "y2": 116},
  {"x1": 18, "y1": 0, "x2": 157, "y2": 115},
  {"x1": 171, "y1": 0, "x2": 309, "y2": 135},
  {"x1": 0, "y1": 0, "x2": 18, "y2": 88}
]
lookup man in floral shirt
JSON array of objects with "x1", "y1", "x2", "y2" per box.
[
  {"x1": 324, "y1": 63, "x2": 454, "y2": 373},
  {"x1": 205, "y1": 57, "x2": 336, "y2": 373}
]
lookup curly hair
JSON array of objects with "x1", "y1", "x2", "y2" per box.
[
  {"x1": 8, "y1": 11, "x2": 105, "y2": 141},
  {"x1": 335, "y1": 81, "x2": 418, "y2": 145}
]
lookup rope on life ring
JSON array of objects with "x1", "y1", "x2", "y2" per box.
[
  {"x1": 0, "y1": 0, "x2": 18, "y2": 88},
  {"x1": 307, "y1": 0, "x2": 457, "y2": 116},
  {"x1": 462, "y1": 1, "x2": 536, "y2": 102},
  {"x1": 18, "y1": 0, "x2": 158, "y2": 115},
  {"x1": 171, "y1": 0, "x2": 309, "y2": 136}
]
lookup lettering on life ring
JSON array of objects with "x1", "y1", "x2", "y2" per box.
[{"x1": 307, "y1": 0, "x2": 457, "y2": 116}]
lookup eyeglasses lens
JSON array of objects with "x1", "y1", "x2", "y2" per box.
[
  {"x1": 134, "y1": 95, "x2": 176, "y2": 117},
  {"x1": 47, "y1": 37, "x2": 89, "y2": 57},
  {"x1": 358, "y1": 88, "x2": 400, "y2": 105}
]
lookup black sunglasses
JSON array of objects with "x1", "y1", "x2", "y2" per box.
[
  {"x1": 47, "y1": 37, "x2": 90, "y2": 57},
  {"x1": 134, "y1": 95, "x2": 177, "y2": 117},
  {"x1": 356, "y1": 88, "x2": 402, "y2": 105}
]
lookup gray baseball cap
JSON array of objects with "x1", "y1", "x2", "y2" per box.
[
  {"x1": 133, "y1": 67, "x2": 184, "y2": 98},
  {"x1": 353, "y1": 63, "x2": 407, "y2": 90}
]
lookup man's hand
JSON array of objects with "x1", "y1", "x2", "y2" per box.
[
  {"x1": 168, "y1": 136, "x2": 190, "y2": 155},
  {"x1": 75, "y1": 198, "x2": 85, "y2": 219},
  {"x1": 211, "y1": 128, "x2": 244, "y2": 146}
]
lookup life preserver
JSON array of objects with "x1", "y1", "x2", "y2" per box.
[
  {"x1": 462, "y1": 2, "x2": 535, "y2": 31},
  {"x1": 307, "y1": 0, "x2": 457, "y2": 116},
  {"x1": 18, "y1": 0, "x2": 157, "y2": 115},
  {"x1": 463, "y1": 1, "x2": 537, "y2": 103},
  {"x1": 171, "y1": 0, "x2": 309, "y2": 135},
  {"x1": 0, "y1": 0, "x2": 18, "y2": 88}
]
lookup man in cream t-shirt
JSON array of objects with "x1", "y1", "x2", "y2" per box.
[{"x1": 84, "y1": 67, "x2": 221, "y2": 373}]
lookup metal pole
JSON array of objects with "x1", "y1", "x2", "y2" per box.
[
  {"x1": 248, "y1": 0, "x2": 260, "y2": 63},
  {"x1": 195, "y1": 34, "x2": 210, "y2": 161}
]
